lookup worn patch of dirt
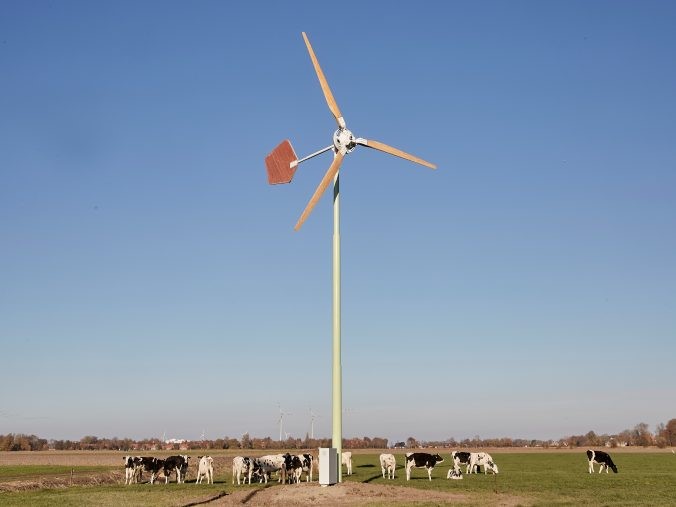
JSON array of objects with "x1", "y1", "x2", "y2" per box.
[{"x1": 209, "y1": 482, "x2": 527, "y2": 506}]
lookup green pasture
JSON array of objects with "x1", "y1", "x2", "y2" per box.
[
  {"x1": 347, "y1": 452, "x2": 676, "y2": 505},
  {"x1": 1, "y1": 451, "x2": 675, "y2": 506}
]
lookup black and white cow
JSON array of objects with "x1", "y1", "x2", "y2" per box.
[
  {"x1": 232, "y1": 456, "x2": 257, "y2": 485},
  {"x1": 138, "y1": 457, "x2": 165, "y2": 484},
  {"x1": 405, "y1": 452, "x2": 444, "y2": 481},
  {"x1": 299, "y1": 453, "x2": 314, "y2": 482},
  {"x1": 253, "y1": 454, "x2": 287, "y2": 484},
  {"x1": 587, "y1": 449, "x2": 618, "y2": 473},
  {"x1": 451, "y1": 451, "x2": 497, "y2": 474},
  {"x1": 451, "y1": 451, "x2": 475, "y2": 474},
  {"x1": 283, "y1": 454, "x2": 304, "y2": 484},
  {"x1": 123, "y1": 456, "x2": 143, "y2": 484},
  {"x1": 446, "y1": 467, "x2": 463, "y2": 479},
  {"x1": 469, "y1": 452, "x2": 498, "y2": 474},
  {"x1": 163, "y1": 455, "x2": 190, "y2": 483}
]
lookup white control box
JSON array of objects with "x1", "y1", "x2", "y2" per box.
[{"x1": 318, "y1": 447, "x2": 337, "y2": 485}]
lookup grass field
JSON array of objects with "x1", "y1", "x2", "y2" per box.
[{"x1": 1, "y1": 449, "x2": 675, "y2": 505}]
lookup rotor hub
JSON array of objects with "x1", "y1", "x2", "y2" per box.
[{"x1": 333, "y1": 128, "x2": 357, "y2": 154}]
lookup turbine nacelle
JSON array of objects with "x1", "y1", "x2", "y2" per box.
[{"x1": 333, "y1": 127, "x2": 357, "y2": 154}]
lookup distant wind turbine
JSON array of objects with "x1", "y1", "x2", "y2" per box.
[
  {"x1": 310, "y1": 408, "x2": 321, "y2": 439},
  {"x1": 278, "y1": 405, "x2": 292, "y2": 442}
]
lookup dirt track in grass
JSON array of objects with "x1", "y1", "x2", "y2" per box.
[{"x1": 209, "y1": 481, "x2": 527, "y2": 506}]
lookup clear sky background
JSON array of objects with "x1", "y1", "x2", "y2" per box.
[{"x1": 2, "y1": 1, "x2": 675, "y2": 443}]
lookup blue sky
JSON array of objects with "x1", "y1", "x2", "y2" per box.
[{"x1": 1, "y1": 1, "x2": 674, "y2": 443}]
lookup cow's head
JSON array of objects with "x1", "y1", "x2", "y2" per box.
[
  {"x1": 610, "y1": 463, "x2": 618, "y2": 473},
  {"x1": 433, "y1": 454, "x2": 444, "y2": 463},
  {"x1": 487, "y1": 461, "x2": 499, "y2": 474}
]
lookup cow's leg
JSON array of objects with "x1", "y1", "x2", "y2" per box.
[
  {"x1": 427, "y1": 467, "x2": 432, "y2": 481},
  {"x1": 406, "y1": 463, "x2": 411, "y2": 481}
]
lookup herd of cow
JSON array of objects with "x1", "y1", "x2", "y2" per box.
[
  {"x1": 122, "y1": 448, "x2": 618, "y2": 485},
  {"x1": 123, "y1": 455, "x2": 213, "y2": 485}
]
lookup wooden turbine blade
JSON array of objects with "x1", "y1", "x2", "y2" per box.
[
  {"x1": 302, "y1": 32, "x2": 345, "y2": 128},
  {"x1": 294, "y1": 151, "x2": 345, "y2": 231},
  {"x1": 356, "y1": 138, "x2": 436, "y2": 169}
]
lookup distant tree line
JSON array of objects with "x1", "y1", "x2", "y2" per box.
[
  {"x1": 1, "y1": 419, "x2": 674, "y2": 452},
  {"x1": 416, "y1": 420, "x2": 676, "y2": 449}
]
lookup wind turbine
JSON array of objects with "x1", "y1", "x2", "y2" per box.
[
  {"x1": 309, "y1": 408, "x2": 321, "y2": 440},
  {"x1": 277, "y1": 405, "x2": 292, "y2": 443},
  {"x1": 309, "y1": 407, "x2": 324, "y2": 440},
  {"x1": 265, "y1": 32, "x2": 436, "y2": 481}
]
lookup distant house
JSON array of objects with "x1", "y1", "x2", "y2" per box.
[{"x1": 392, "y1": 442, "x2": 406, "y2": 449}]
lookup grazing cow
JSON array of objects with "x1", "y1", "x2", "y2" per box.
[
  {"x1": 469, "y1": 452, "x2": 498, "y2": 474},
  {"x1": 380, "y1": 453, "x2": 396, "y2": 479},
  {"x1": 342, "y1": 451, "x2": 353, "y2": 475},
  {"x1": 587, "y1": 449, "x2": 618, "y2": 473},
  {"x1": 164, "y1": 455, "x2": 190, "y2": 483},
  {"x1": 138, "y1": 457, "x2": 165, "y2": 484},
  {"x1": 405, "y1": 452, "x2": 444, "y2": 481},
  {"x1": 253, "y1": 454, "x2": 287, "y2": 484},
  {"x1": 451, "y1": 451, "x2": 474, "y2": 474},
  {"x1": 196, "y1": 455, "x2": 214, "y2": 484},
  {"x1": 232, "y1": 456, "x2": 256, "y2": 485},
  {"x1": 299, "y1": 453, "x2": 314, "y2": 482},
  {"x1": 123, "y1": 456, "x2": 138, "y2": 485},
  {"x1": 446, "y1": 467, "x2": 463, "y2": 480}
]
